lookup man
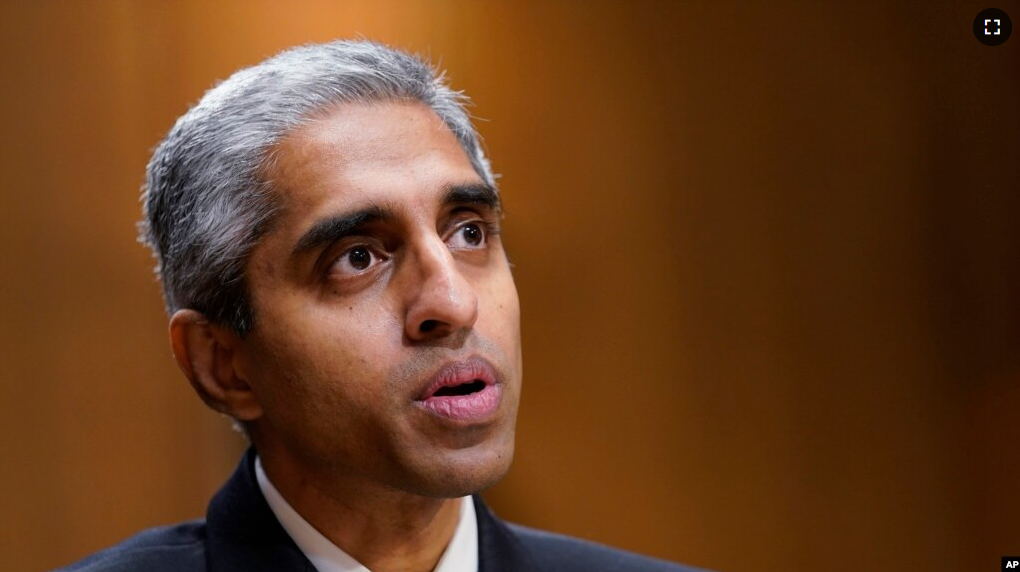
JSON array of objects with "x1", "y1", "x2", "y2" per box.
[{"x1": 57, "y1": 40, "x2": 707, "y2": 572}]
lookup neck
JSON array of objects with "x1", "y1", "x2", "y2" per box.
[{"x1": 258, "y1": 451, "x2": 462, "y2": 572}]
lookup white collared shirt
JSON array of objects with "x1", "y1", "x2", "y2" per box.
[{"x1": 255, "y1": 456, "x2": 478, "y2": 572}]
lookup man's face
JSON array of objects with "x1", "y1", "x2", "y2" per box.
[{"x1": 236, "y1": 101, "x2": 521, "y2": 497}]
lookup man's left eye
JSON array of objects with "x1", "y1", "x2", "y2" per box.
[{"x1": 448, "y1": 223, "x2": 486, "y2": 249}]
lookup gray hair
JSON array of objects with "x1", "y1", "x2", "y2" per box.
[{"x1": 140, "y1": 40, "x2": 496, "y2": 335}]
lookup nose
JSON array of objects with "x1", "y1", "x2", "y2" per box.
[{"x1": 402, "y1": 235, "x2": 479, "y2": 342}]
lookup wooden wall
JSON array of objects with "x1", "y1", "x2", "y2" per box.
[{"x1": 1, "y1": 1, "x2": 1017, "y2": 570}]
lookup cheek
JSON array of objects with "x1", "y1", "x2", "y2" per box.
[
  {"x1": 488, "y1": 270, "x2": 520, "y2": 324},
  {"x1": 247, "y1": 300, "x2": 395, "y2": 408},
  {"x1": 480, "y1": 273, "x2": 522, "y2": 351}
]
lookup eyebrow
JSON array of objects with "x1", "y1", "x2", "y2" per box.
[
  {"x1": 290, "y1": 206, "x2": 387, "y2": 257},
  {"x1": 442, "y1": 183, "x2": 501, "y2": 212},
  {"x1": 289, "y1": 183, "x2": 501, "y2": 258}
]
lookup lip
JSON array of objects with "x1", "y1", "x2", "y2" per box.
[{"x1": 414, "y1": 357, "x2": 502, "y2": 422}]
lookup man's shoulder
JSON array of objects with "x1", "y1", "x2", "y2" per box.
[
  {"x1": 507, "y1": 522, "x2": 711, "y2": 572},
  {"x1": 53, "y1": 519, "x2": 207, "y2": 572}
]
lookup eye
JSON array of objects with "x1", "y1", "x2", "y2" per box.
[
  {"x1": 330, "y1": 245, "x2": 383, "y2": 275},
  {"x1": 448, "y1": 222, "x2": 486, "y2": 249}
]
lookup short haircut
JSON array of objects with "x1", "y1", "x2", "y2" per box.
[{"x1": 139, "y1": 40, "x2": 496, "y2": 335}]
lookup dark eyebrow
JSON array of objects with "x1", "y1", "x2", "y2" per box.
[
  {"x1": 289, "y1": 184, "x2": 499, "y2": 258},
  {"x1": 442, "y1": 183, "x2": 501, "y2": 213},
  {"x1": 290, "y1": 206, "x2": 387, "y2": 257}
]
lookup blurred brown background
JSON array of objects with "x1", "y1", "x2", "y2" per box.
[{"x1": 1, "y1": 1, "x2": 1017, "y2": 571}]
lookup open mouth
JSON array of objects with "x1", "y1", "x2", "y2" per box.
[
  {"x1": 416, "y1": 358, "x2": 502, "y2": 421},
  {"x1": 432, "y1": 379, "x2": 487, "y2": 397}
]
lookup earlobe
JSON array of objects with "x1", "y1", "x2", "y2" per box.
[{"x1": 168, "y1": 309, "x2": 263, "y2": 421}]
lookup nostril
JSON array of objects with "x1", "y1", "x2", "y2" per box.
[{"x1": 419, "y1": 319, "x2": 439, "y2": 333}]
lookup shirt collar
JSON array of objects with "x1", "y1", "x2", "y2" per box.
[{"x1": 255, "y1": 455, "x2": 478, "y2": 572}]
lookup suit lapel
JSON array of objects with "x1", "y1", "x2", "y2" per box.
[
  {"x1": 205, "y1": 448, "x2": 316, "y2": 572},
  {"x1": 473, "y1": 496, "x2": 542, "y2": 572}
]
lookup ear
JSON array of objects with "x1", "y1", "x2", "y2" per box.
[{"x1": 169, "y1": 309, "x2": 263, "y2": 421}]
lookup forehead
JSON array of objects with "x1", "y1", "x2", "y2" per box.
[{"x1": 265, "y1": 100, "x2": 480, "y2": 216}]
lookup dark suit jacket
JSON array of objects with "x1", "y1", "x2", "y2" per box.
[{"x1": 55, "y1": 450, "x2": 709, "y2": 572}]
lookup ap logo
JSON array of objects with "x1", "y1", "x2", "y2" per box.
[{"x1": 1003, "y1": 557, "x2": 1020, "y2": 571}]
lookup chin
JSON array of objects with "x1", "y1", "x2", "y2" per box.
[{"x1": 403, "y1": 439, "x2": 516, "y2": 498}]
